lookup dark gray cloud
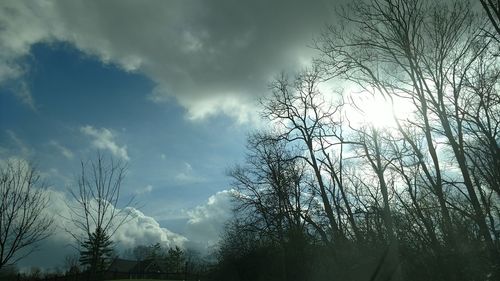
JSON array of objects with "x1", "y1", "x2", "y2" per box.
[{"x1": 0, "y1": 0, "x2": 338, "y2": 122}]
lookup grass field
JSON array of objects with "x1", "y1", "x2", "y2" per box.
[
  {"x1": 105, "y1": 279, "x2": 180, "y2": 281},
  {"x1": 106, "y1": 279, "x2": 180, "y2": 281}
]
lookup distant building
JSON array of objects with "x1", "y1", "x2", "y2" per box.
[{"x1": 107, "y1": 258, "x2": 138, "y2": 273}]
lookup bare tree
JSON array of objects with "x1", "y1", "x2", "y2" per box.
[
  {"x1": 228, "y1": 132, "x2": 321, "y2": 280},
  {"x1": 461, "y1": 49, "x2": 500, "y2": 197},
  {"x1": 64, "y1": 254, "x2": 80, "y2": 274},
  {"x1": 229, "y1": 132, "x2": 315, "y2": 243},
  {"x1": 66, "y1": 153, "x2": 133, "y2": 274},
  {"x1": 262, "y1": 69, "x2": 359, "y2": 244},
  {"x1": 214, "y1": 0, "x2": 500, "y2": 279},
  {"x1": 314, "y1": 0, "x2": 500, "y2": 277},
  {"x1": 480, "y1": 0, "x2": 500, "y2": 39},
  {"x1": 0, "y1": 159, "x2": 53, "y2": 270}
]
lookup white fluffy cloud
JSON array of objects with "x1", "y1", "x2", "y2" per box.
[
  {"x1": 1, "y1": 156, "x2": 235, "y2": 269},
  {"x1": 114, "y1": 208, "x2": 187, "y2": 250},
  {"x1": 0, "y1": 0, "x2": 332, "y2": 122},
  {"x1": 16, "y1": 187, "x2": 186, "y2": 270},
  {"x1": 80, "y1": 125, "x2": 129, "y2": 161},
  {"x1": 184, "y1": 190, "x2": 235, "y2": 249},
  {"x1": 19, "y1": 188, "x2": 240, "y2": 270}
]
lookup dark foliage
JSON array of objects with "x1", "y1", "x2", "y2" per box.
[
  {"x1": 79, "y1": 227, "x2": 113, "y2": 273},
  {"x1": 211, "y1": 1, "x2": 500, "y2": 280}
]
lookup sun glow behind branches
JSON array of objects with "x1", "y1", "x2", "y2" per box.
[{"x1": 344, "y1": 89, "x2": 415, "y2": 130}]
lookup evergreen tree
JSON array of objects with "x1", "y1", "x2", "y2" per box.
[
  {"x1": 79, "y1": 227, "x2": 114, "y2": 274},
  {"x1": 166, "y1": 246, "x2": 185, "y2": 273}
]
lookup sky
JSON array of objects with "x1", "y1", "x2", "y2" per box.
[{"x1": 0, "y1": 0, "x2": 339, "y2": 271}]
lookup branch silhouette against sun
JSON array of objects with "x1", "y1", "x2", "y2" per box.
[{"x1": 216, "y1": 0, "x2": 500, "y2": 280}]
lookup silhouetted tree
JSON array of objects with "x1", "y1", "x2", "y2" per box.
[
  {"x1": 214, "y1": 1, "x2": 500, "y2": 280},
  {"x1": 0, "y1": 264, "x2": 18, "y2": 280},
  {"x1": 228, "y1": 132, "x2": 314, "y2": 280},
  {"x1": 314, "y1": 0, "x2": 499, "y2": 278},
  {"x1": 229, "y1": 132, "x2": 313, "y2": 242},
  {"x1": 0, "y1": 159, "x2": 53, "y2": 270},
  {"x1": 134, "y1": 244, "x2": 154, "y2": 261},
  {"x1": 64, "y1": 254, "x2": 80, "y2": 275},
  {"x1": 480, "y1": 0, "x2": 500, "y2": 39},
  {"x1": 79, "y1": 226, "x2": 113, "y2": 273},
  {"x1": 66, "y1": 153, "x2": 133, "y2": 276},
  {"x1": 165, "y1": 246, "x2": 185, "y2": 273},
  {"x1": 262, "y1": 69, "x2": 351, "y2": 244}
]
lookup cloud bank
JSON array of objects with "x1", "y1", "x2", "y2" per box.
[
  {"x1": 184, "y1": 190, "x2": 235, "y2": 249},
  {"x1": 0, "y1": 157, "x2": 232, "y2": 270},
  {"x1": 17, "y1": 188, "x2": 187, "y2": 271}
]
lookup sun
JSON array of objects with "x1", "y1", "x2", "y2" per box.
[
  {"x1": 361, "y1": 94, "x2": 396, "y2": 128},
  {"x1": 345, "y1": 90, "x2": 413, "y2": 130}
]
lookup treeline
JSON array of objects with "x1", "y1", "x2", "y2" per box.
[
  {"x1": 0, "y1": 147, "x2": 213, "y2": 280},
  {"x1": 121, "y1": 243, "x2": 210, "y2": 274},
  {"x1": 0, "y1": 244, "x2": 209, "y2": 281},
  {"x1": 211, "y1": 1, "x2": 500, "y2": 281}
]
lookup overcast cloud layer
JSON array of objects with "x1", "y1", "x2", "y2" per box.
[{"x1": 0, "y1": 0, "x2": 335, "y2": 122}]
